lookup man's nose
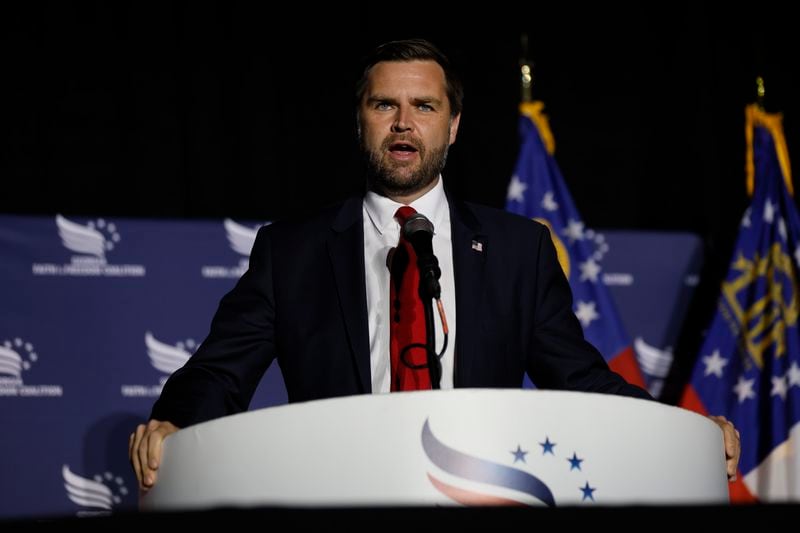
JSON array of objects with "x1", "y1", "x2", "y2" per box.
[{"x1": 391, "y1": 107, "x2": 413, "y2": 133}]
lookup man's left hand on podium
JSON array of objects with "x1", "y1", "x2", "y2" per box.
[{"x1": 709, "y1": 415, "x2": 741, "y2": 481}]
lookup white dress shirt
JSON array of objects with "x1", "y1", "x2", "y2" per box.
[{"x1": 362, "y1": 177, "x2": 456, "y2": 393}]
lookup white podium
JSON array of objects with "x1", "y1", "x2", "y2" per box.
[{"x1": 141, "y1": 389, "x2": 728, "y2": 509}]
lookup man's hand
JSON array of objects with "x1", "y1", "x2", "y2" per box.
[
  {"x1": 129, "y1": 419, "x2": 180, "y2": 492},
  {"x1": 709, "y1": 415, "x2": 741, "y2": 481}
]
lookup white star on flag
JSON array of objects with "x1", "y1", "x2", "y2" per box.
[
  {"x1": 563, "y1": 219, "x2": 585, "y2": 242},
  {"x1": 506, "y1": 175, "x2": 528, "y2": 202},
  {"x1": 741, "y1": 207, "x2": 752, "y2": 228},
  {"x1": 771, "y1": 374, "x2": 789, "y2": 400},
  {"x1": 779, "y1": 218, "x2": 787, "y2": 242},
  {"x1": 541, "y1": 191, "x2": 558, "y2": 212},
  {"x1": 788, "y1": 361, "x2": 800, "y2": 387},
  {"x1": 574, "y1": 300, "x2": 599, "y2": 327},
  {"x1": 702, "y1": 349, "x2": 728, "y2": 378},
  {"x1": 764, "y1": 199, "x2": 776, "y2": 223},
  {"x1": 733, "y1": 375, "x2": 756, "y2": 403},
  {"x1": 579, "y1": 259, "x2": 601, "y2": 282}
]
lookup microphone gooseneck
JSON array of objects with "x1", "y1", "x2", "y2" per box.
[
  {"x1": 398, "y1": 211, "x2": 447, "y2": 389},
  {"x1": 402, "y1": 213, "x2": 442, "y2": 300}
]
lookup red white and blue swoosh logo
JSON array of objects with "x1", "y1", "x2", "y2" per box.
[{"x1": 422, "y1": 419, "x2": 597, "y2": 506}]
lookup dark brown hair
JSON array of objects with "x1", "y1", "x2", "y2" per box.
[{"x1": 355, "y1": 38, "x2": 463, "y2": 118}]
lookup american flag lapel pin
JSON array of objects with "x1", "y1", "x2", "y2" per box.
[{"x1": 471, "y1": 239, "x2": 483, "y2": 252}]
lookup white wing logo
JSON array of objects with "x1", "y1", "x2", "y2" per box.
[
  {"x1": 62, "y1": 465, "x2": 114, "y2": 510},
  {"x1": 0, "y1": 344, "x2": 22, "y2": 378},
  {"x1": 224, "y1": 218, "x2": 264, "y2": 256},
  {"x1": 634, "y1": 336, "x2": 674, "y2": 378},
  {"x1": 56, "y1": 214, "x2": 106, "y2": 258},
  {"x1": 145, "y1": 332, "x2": 192, "y2": 374}
]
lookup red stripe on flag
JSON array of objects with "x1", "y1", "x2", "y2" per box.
[
  {"x1": 728, "y1": 478, "x2": 757, "y2": 504},
  {"x1": 608, "y1": 345, "x2": 646, "y2": 388},
  {"x1": 679, "y1": 384, "x2": 708, "y2": 415}
]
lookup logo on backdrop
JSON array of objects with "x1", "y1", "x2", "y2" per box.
[
  {"x1": 421, "y1": 419, "x2": 597, "y2": 506},
  {"x1": 31, "y1": 215, "x2": 146, "y2": 277},
  {"x1": 200, "y1": 218, "x2": 270, "y2": 279},
  {"x1": 62, "y1": 464, "x2": 129, "y2": 516},
  {"x1": 0, "y1": 337, "x2": 63, "y2": 397},
  {"x1": 633, "y1": 337, "x2": 674, "y2": 399},
  {"x1": 120, "y1": 331, "x2": 196, "y2": 397}
]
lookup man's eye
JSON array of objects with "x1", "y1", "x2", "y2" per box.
[
  {"x1": 418, "y1": 104, "x2": 433, "y2": 111},
  {"x1": 376, "y1": 103, "x2": 392, "y2": 110}
]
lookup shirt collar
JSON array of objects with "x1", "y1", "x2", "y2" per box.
[{"x1": 363, "y1": 176, "x2": 448, "y2": 236}]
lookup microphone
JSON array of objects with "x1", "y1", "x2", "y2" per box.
[{"x1": 402, "y1": 213, "x2": 442, "y2": 300}]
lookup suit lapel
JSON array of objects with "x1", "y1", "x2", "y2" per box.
[
  {"x1": 448, "y1": 197, "x2": 487, "y2": 387},
  {"x1": 327, "y1": 197, "x2": 371, "y2": 393}
]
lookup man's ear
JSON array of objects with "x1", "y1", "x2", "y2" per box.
[{"x1": 448, "y1": 113, "x2": 461, "y2": 145}]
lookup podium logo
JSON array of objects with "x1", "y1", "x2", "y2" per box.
[
  {"x1": 31, "y1": 215, "x2": 146, "y2": 277},
  {"x1": 62, "y1": 465, "x2": 129, "y2": 516},
  {"x1": 0, "y1": 337, "x2": 63, "y2": 397},
  {"x1": 421, "y1": 419, "x2": 597, "y2": 506},
  {"x1": 120, "y1": 331, "x2": 196, "y2": 397},
  {"x1": 201, "y1": 218, "x2": 270, "y2": 279}
]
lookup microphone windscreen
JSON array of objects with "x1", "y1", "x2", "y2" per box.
[{"x1": 403, "y1": 213, "x2": 434, "y2": 238}]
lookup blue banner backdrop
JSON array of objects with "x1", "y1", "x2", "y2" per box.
[
  {"x1": 601, "y1": 231, "x2": 703, "y2": 398},
  {"x1": 0, "y1": 214, "x2": 286, "y2": 519},
  {"x1": 0, "y1": 215, "x2": 699, "y2": 519}
]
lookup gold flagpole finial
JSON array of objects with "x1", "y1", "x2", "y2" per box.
[
  {"x1": 520, "y1": 33, "x2": 533, "y2": 103},
  {"x1": 756, "y1": 76, "x2": 765, "y2": 110}
]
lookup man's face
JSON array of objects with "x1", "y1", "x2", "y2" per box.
[{"x1": 358, "y1": 60, "x2": 461, "y2": 200}]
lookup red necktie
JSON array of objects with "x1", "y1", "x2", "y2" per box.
[{"x1": 389, "y1": 206, "x2": 432, "y2": 391}]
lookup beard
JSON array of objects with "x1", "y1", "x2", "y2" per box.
[{"x1": 362, "y1": 134, "x2": 450, "y2": 199}]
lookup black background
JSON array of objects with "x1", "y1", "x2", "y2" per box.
[{"x1": 3, "y1": 2, "x2": 798, "y2": 401}]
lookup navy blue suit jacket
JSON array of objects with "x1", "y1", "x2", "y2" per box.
[{"x1": 152, "y1": 195, "x2": 650, "y2": 427}]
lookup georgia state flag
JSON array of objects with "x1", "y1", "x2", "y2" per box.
[
  {"x1": 681, "y1": 104, "x2": 800, "y2": 502},
  {"x1": 506, "y1": 102, "x2": 645, "y2": 388}
]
